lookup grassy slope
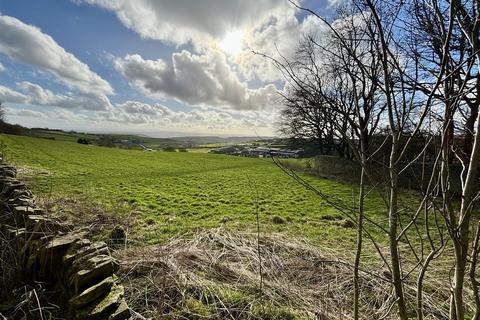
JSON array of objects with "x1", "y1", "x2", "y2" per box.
[{"x1": 0, "y1": 134, "x2": 395, "y2": 249}]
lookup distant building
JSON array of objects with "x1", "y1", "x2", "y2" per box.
[
  {"x1": 246, "y1": 147, "x2": 303, "y2": 158},
  {"x1": 211, "y1": 146, "x2": 303, "y2": 158}
]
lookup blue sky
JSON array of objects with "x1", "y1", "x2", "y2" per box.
[{"x1": 0, "y1": 0, "x2": 332, "y2": 137}]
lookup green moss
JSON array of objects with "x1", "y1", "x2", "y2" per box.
[
  {"x1": 252, "y1": 303, "x2": 303, "y2": 320},
  {"x1": 184, "y1": 297, "x2": 214, "y2": 318},
  {"x1": 216, "y1": 287, "x2": 252, "y2": 307}
]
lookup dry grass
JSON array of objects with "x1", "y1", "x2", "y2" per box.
[
  {"x1": 36, "y1": 194, "x2": 139, "y2": 244},
  {"x1": 112, "y1": 230, "x2": 452, "y2": 320},
  {"x1": 13, "y1": 195, "x2": 459, "y2": 319},
  {"x1": 0, "y1": 230, "x2": 62, "y2": 319}
]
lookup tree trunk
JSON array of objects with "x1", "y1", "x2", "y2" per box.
[
  {"x1": 389, "y1": 167, "x2": 408, "y2": 320},
  {"x1": 353, "y1": 161, "x2": 366, "y2": 319}
]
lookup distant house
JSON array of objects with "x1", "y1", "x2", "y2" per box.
[
  {"x1": 247, "y1": 147, "x2": 273, "y2": 158},
  {"x1": 209, "y1": 145, "x2": 303, "y2": 158},
  {"x1": 241, "y1": 147, "x2": 303, "y2": 158},
  {"x1": 271, "y1": 149, "x2": 303, "y2": 158}
]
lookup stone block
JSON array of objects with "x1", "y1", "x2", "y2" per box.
[
  {"x1": 3, "y1": 225, "x2": 26, "y2": 240},
  {"x1": 69, "y1": 276, "x2": 115, "y2": 308},
  {"x1": 71, "y1": 257, "x2": 119, "y2": 293},
  {"x1": 2, "y1": 183, "x2": 28, "y2": 198},
  {"x1": 69, "y1": 242, "x2": 108, "y2": 267},
  {"x1": 72, "y1": 247, "x2": 110, "y2": 270},
  {"x1": 64, "y1": 239, "x2": 92, "y2": 266},
  {"x1": 75, "y1": 284, "x2": 124, "y2": 320},
  {"x1": 37, "y1": 231, "x2": 88, "y2": 279},
  {"x1": 44, "y1": 231, "x2": 89, "y2": 251},
  {"x1": 8, "y1": 197, "x2": 34, "y2": 207},
  {"x1": 25, "y1": 215, "x2": 62, "y2": 233},
  {"x1": 13, "y1": 205, "x2": 35, "y2": 219},
  {"x1": 11, "y1": 189, "x2": 32, "y2": 199}
]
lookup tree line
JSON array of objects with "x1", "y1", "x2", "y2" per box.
[{"x1": 268, "y1": 0, "x2": 480, "y2": 319}]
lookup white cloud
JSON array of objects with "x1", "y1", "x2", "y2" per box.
[
  {"x1": 74, "y1": 0, "x2": 293, "y2": 49},
  {"x1": 328, "y1": 0, "x2": 346, "y2": 7},
  {"x1": 73, "y1": 0, "x2": 318, "y2": 83},
  {"x1": 17, "y1": 81, "x2": 112, "y2": 110},
  {"x1": 6, "y1": 98, "x2": 278, "y2": 135},
  {"x1": 115, "y1": 50, "x2": 277, "y2": 110},
  {"x1": 236, "y1": 13, "x2": 327, "y2": 82},
  {"x1": 6, "y1": 108, "x2": 48, "y2": 119},
  {"x1": 103, "y1": 100, "x2": 171, "y2": 124},
  {"x1": 0, "y1": 85, "x2": 29, "y2": 103},
  {"x1": 0, "y1": 62, "x2": 4, "y2": 72},
  {"x1": 0, "y1": 15, "x2": 113, "y2": 96},
  {"x1": 100, "y1": 100, "x2": 278, "y2": 133},
  {"x1": 0, "y1": 82, "x2": 112, "y2": 111}
]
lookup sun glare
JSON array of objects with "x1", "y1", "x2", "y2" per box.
[{"x1": 220, "y1": 30, "x2": 244, "y2": 56}]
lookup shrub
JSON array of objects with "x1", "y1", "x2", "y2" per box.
[{"x1": 77, "y1": 138, "x2": 89, "y2": 145}]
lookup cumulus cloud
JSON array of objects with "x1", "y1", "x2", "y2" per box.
[
  {"x1": 6, "y1": 97, "x2": 278, "y2": 135},
  {"x1": 100, "y1": 100, "x2": 277, "y2": 133},
  {"x1": 114, "y1": 50, "x2": 277, "y2": 110},
  {"x1": 73, "y1": 0, "x2": 328, "y2": 83},
  {"x1": 328, "y1": 0, "x2": 346, "y2": 6},
  {"x1": 0, "y1": 15, "x2": 113, "y2": 96},
  {"x1": 237, "y1": 13, "x2": 327, "y2": 81},
  {"x1": 103, "y1": 100, "x2": 172, "y2": 124}
]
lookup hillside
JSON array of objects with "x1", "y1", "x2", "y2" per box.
[
  {"x1": 0, "y1": 134, "x2": 390, "y2": 247},
  {"x1": 0, "y1": 134, "x2": 453, "y2": 319},
  {"x1": 22, "y1": 128, "x2": 276, "y2": 149}
]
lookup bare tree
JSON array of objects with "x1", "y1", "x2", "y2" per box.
[
  {"x1": 262, "y1": 0, "x2": 480, "y2": 318},
  {"x1": 404, "y1": 1, "x2": 480, "y2": 318}
]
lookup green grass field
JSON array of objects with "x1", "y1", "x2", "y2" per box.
[
  {"x1": 0, "y1": 134, "x2": 397, "y2": 249},
  {"x1": 2, "y1": 134, "x2": 453, "y2": 319}
]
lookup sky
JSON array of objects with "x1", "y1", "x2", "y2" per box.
[{"x1": 0, "y1": 0, "x2": 334, "y2": 137}]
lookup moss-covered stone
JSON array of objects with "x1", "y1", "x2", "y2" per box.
[
  {"x1": 75, "y1": 284, "x2": 124, "y2": 320},
  {"x1": 71, "y1": 257, "x2": 119, "y2": 293},
  {"x1": 69, "y1": 276, "x2": 115, "y2": 308}
]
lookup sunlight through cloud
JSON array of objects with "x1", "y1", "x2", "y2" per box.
[{"x1": 220, "y1": 30, "x2": 244, "y2": 56}]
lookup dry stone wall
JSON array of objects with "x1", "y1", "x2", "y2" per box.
[{"x1": 0, "y1": 163, "x2": 131, "y2": 320}]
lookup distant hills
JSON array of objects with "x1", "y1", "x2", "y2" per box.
[{"x1": 2, "y1": 125, "x2": 281, "y2": 150}]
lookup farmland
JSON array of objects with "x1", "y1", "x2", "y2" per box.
[
  {"x1": 0, "y1": 134, "x2": 454, "y2": 319},
  {"x1": 0, "y1": 134, "x2": 395, "y2": 249}
]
